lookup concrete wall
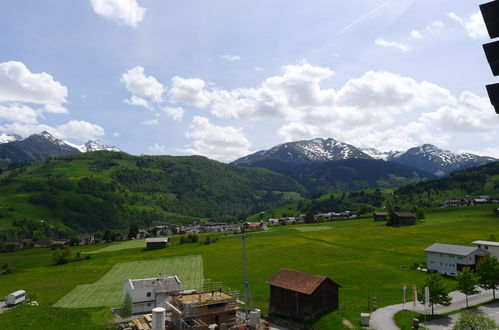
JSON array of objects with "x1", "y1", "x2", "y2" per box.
[{"x1": 427, "y1": 252, "x2": 475, "y2": 276}]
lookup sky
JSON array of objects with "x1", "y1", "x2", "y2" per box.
[{"x1": 0, "y1": 0, "x2": 498, "y2": 161}]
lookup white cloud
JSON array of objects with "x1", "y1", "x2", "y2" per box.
[
  {"x1": 142, "y1": 119, "x2": 159, "y2": 125},
  {"x1": 426, "y1": 20, "x2": 444, "y2": 35},
  {"x1": 0, "y1": 61, "x2": 68, "y2": 110},
  {"x1": 148, "y1": 143, "x2": 167, "y2": 154},
  {"x1": 410, "y1": 30, "x2": 423, "y2": 40},
  {"x1": 448, "y1": 11, "x2": 488, "y2": 40},
  {"x1": 121, "y1": 66, "x2": 164, "y2": 104},
  {"x1": 220, "y1": 55, "x2": 241, "y2": 62},
  {"x1": 124, "y1": 95, "x2": 152, "y2": 109},
  {"x1": 89, "y1": 0, "x2": 146, "y2": 27},
  {"x1": 161, "y1": 106, "x2": 184, "y2": 121},
  {"x1": 0, "y1": 104, "x2": 39, "y2": 124},
  {"x1": 184, "y1": 116, "x2": 251, "y2": 162},
  {"x1": 56, "y1": 120, "x2": 105, "y2": 141},
  {"x1": 168, "y1": 76, "x2": 211, "y2": 108},
  {"x1": 375, "y1": 38, "x2": 409, "y2": 52}
]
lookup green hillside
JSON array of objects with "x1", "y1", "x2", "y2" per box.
[
  {"x1": 0, "y1": 151, "x2": 306, "y2": 242},
  {"x1": 0, "y1": 205, "x2": 497, "y2": 329},
  {"x1": 396, "y1": 161, "x2": 499, "y2": 206}
]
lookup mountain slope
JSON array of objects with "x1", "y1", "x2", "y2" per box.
[
  {"x1": 396, "y1": 161, "x2": 499, "y2": 206},
  {"x1": 233, "y1": 138, "x2": 372, "y2": 165},
  {"x1": 388, "y1": 144, "x2": 496, "y2": 176},
  {"x1": 0, "y1": 151, "x2": 306, "y2": 241}
]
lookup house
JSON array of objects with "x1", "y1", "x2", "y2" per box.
[
  {"x1": 79, "y1": 234, "x2": 95, "y2": 245},
  {"x1": 268, "y1": 218, "x2": 279, "y2": 225},
  {"x1": 473, "y1": 198, "x2": 489, "y2": 205},
  {"x1": 267, "y1": 269, "x2": 341, "y2": 321},
  {"x1": 136, "y1": 230, "x2": 150, "y2": 239},
  {"x1": 390, "y1": 212, "x2": 416, "y2": 226},
  {"x1": 443, "y1": 200, "x2": 466, "y2": 207},
  {"x1": 373, "y1": 212, "x2": 388, "y2": 221},
  {"x1": 242, "y1": 221, "x2": 267, "y2": 230},
  {"x1": 19, "y1": 239, "x2": 35, "y2": 248},
  {"x1": 146, "y1": 237, "x2": 169, "y2": 250},
  {"x1": 316, "y1": 213, "x2": 332, "y2": 221},
  {"x1": 51, "y1": 240, "x2": 68, "y2": 249},
  {"x1": 123, "y1": 274, "x2": 182, "y2": 314},
  {"x1": 169, "y1": 290, "x2": 239, "y2": 328},
  {"x1": 425, "y1": 243, "x2": 489, "y2": 276},
  {"x1": 472, "y1": 241, "x2": 499, "y2": 259}
]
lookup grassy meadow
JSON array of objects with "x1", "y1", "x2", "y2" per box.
[{"x1": 0, "y1": 204, "x2": 498, "y2": 329}]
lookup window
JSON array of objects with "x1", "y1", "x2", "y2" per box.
[{"x1": 147, "y1": 292, "x2": 151, "y2": 297}]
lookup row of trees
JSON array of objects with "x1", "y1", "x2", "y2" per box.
[{"x1": 420, "y1": 256, "x2": 499, "y2": 315}]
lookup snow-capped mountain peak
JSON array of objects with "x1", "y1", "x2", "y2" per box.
[
  {"x1": 0, "y1": 132, "x2": 22, "y2": 144},
  {"x1": 84, "y1": 140, "x2": 120, "y2": 152}
]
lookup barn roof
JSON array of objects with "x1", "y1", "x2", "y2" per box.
[
  {"x1": 425, "y1": 243, "x2": 481, "y2": 256},
  {"x1": 373, "y1": 212, "x2": 388, "y2": 216},
  {"x1": 267, "y1": 269, "x2": 341, "y2": 295},
  {"x1": 146, "y1": 237, "x2": 169, "y2": 243},
  {"x1": 393, "y1": 212, "x2": 415, "y2": 217}
]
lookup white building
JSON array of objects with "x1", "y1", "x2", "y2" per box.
[
  {"x1": 123, "y1": 274, "x2": 182, "y2": 314},
  {"x1": 472, "y1": 241, "x2": 499, "y2": 259},
  {"x1": 425, "y1": 243, "x2": 489, "y2": 276}
]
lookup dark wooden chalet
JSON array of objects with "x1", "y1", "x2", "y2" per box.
[
  {"x1": 373, "y1": 212, "x2": 388, "y2": 221},
  {"x1": 391, "y1": 212, "x2": 416, "y2": 226},
  {"x1": 146, "y1": 237, "x2": 169, "y2": 249},
  {"x1": 267, "y1": 269, "x2": 341, "y2": 321}
]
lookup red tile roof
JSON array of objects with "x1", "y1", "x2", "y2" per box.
[{"x1": 267, "y1": 269, "x2": 340, "y2": 295}]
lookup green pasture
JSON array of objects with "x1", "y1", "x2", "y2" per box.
[
  {"x1": 0, "y1": 204, "x2": 498, "y2": 329},
  {"x1": 53, "y1": 255, "x2": 203, "y2": 308},
  {"x1": 86, "y1": 239, "x2": 147, "y2": 254},
  {"x1": 293, "y1": 225, "x2": 334, "y2": 232}
]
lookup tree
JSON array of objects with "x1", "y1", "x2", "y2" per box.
[
  {"x1": 128, "y1": 224, "x2": 139, "y2": 239},
  {"x1": 53, "y1": 248, "x2": 72, "y2": 265},
  {"x1": 304, "y1": 212, "x2": 315, "y2": 223},
  {"x1": 415, "y1": 208, "x2": 425, "y2": 221},
  {"x1": 476, "y1": 256, "x2": 499, "y2": 299},
  {"x1": 456, "y1": 267, "x2": 479, "y2": 308},
  {"x1": 103, "y1": 230, "x2": 112, "y2": 242},
  {"x1": 418, "y1": 273, "x2": 452, "y2": 315},
  {"x1": 453, "y1": 310, "x2": 498, "y2": 330},
  {"x1": 122, "y1": 292, "x2": 133, "y2": 318}
]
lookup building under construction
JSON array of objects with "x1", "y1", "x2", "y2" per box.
[{"x1": 168, "y1": 290, "x2": 239, "y2": 329}]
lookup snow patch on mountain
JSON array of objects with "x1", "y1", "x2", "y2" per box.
[
  {"x1": 0, "y1": 132, "x2": 22, "y2": 144},
  {"x1": 64, "y1": 140, "x2": 120, "y2": 152}
]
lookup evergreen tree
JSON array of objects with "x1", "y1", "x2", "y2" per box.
[
  {"x1": 476, "y1": 256, "x2": 499, "y2": 300},
  {"x1": 122, "y1": 292, "x2": 133, "y2": 318},
  {"x1": 418, "y1": 273, "x2": 452, "y2": 315},
  {"x1": 456, "y1": 267, "x2": 479, "y2": 308}
]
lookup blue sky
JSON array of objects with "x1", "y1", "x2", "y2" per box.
[{"x1": 0, "y1": 0, "x2": 498, "y2": 161}]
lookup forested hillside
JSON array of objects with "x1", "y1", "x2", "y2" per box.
[
  {"x1": 396, "y1": 161, "x2": 499, "y2": 206},
  {"x1": 0, "y1": 152, "x2": 305, "y2": 242}
]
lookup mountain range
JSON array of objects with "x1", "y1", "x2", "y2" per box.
[
  {"x1": 0, "y1": 131, "x2": 119, "y2": 168},
  {"x1": 233, "y1": 138, "x2": 497, "y2": 177}
]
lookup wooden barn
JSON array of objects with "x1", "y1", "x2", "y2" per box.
[
  {"x1": 146, "y1": 237, "x2": 169, "y2": 249},
  {"x1": 391, "y1": 212, "x2": 416, "y2": 226},
  {"x1": 267, "y1": 269, "x2": 341, "y2": 321},
  {"x1": 373, "y1": 212, "x2": 388, "y2": 221}
]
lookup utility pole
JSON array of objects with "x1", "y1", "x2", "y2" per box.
[{"x1": 242, "y1": 232, "x2": 250, "y2": 320}]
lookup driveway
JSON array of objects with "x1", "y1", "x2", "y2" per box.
[
  {"x1": 423, "y1": 300, "x2": 499, "y2": 330},
  {"x1": 370, "y1": 289, "x2": 495, "y2": 330}
]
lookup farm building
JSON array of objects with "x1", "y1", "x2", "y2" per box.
[
  {"x1": 242, "y1": 221, "x2": 267, "y2": 230},
  {"x1": 51, "y1": 240, "x2": 68, "y2": 249},
  {"x1": 472, "y1": 241, "x2": 499, "y2": 258},
  {"x1": 146, "y1": 237, "x2": 169, "y2": 249},
  {"x1": 169, "y1": 290, "x2": 239, "y2": 328},
  {"x1": 390, "y1": 212, "x2": 416, "y2": 226},
  {"x1": 123, "y1": 274, "x2": 182, "y2": 314},
  {"x1": 373, "y1": 212, "x2": 388, "y2": 221},
  {"x1": 425, "y1": 243, "x2": 489, "y2": 276},
  {"x1": 267, "y1": 269, "x2": 341, "y2": 320}
]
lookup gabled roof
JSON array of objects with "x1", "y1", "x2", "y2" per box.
[
  {"x1": 146, "y1": 237, "x2": 168, "y2": 243},
  {"x1": 373, "y1": 212, "x2": 388, "y2": 216},
  {"x1": 267, "y1": 269, "x2": 340, "y2": 295},
  {"x1": 130, "y1": 275, "x2": 182, "y2": 293},
  {"x1": 425, "y1": 243, "x2": 481, "y2": 256},
  {"x1": 473, "y1": 240, "x2": 499, "y2": 247},
  {"x1": 393, "y1": 212, "x2": 415, "y2": 217}
]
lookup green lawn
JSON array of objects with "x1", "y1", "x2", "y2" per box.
[
  {"x1": 293, "y1": 225, "x2": 334, "y2": 232},
  {"x1": 0, "y1": 204, "x2": 498, "y2": 329},
  {"x1": 53, "y1": 255, "x2": 203, "y2": 308},
  {"x1": 85, "y1": 239, "x2": 147, "y2": 254}
]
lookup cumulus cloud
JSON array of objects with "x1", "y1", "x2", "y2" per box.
[
  {"x1": 89, "y1": 0, "x2": 146, "y2": 27},
  {"x1": 0, "y1": 61, "x2": 68, "y2": 112},
  {"x1": 220, "y1": 55, "x2": 241, "y2": 62},
  {"x1": 169, "y1": 77, "x2": 211, "y2": 108},
  {"x1": 375, "y1": 38, "x2": 409, "y2": 52},
  {"x1": 0, "y1": 104, "x2": 39, "y2": 124},
  {"x1": 410, "y1": 30, "x2": 423, "y2": 40},
  {"x1": 448, "y1": 11, "x2": 488, "y2": 40},
  {"x1": 55, "y1": 120, "x2": 105, "y2": 140},
  {"x1": 121, "y1": 66, "x2": 164, "y2": 104},
  {"x1": 148, "y1": 143, "x2": 167, "y2": 154},
  {"x1": 124, "y1": 95, "x2": 152, "y2": 110},
  {"x1": 184, "y1": 116, "x2": 251, "y2": 162},
  {"x1": 161, "y1": 106, "x2": 184, "y2": 121}
]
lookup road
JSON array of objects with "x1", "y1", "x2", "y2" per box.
[
  {"x1": 423, "y1": 300, "x2": 499, "y2": 330},
  {"x1": 369, "y1": 288, "x2": 495, "y2": 330}
]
